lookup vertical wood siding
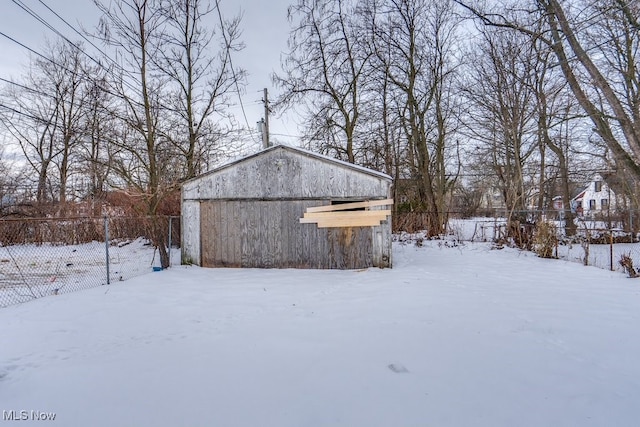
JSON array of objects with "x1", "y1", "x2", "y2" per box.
[
  {"x1": 199, "y1": 199, "x2": 388, "y2": 269},
  {"x1": 181, "y1": 200, "x2": 200, "y2": 265}
]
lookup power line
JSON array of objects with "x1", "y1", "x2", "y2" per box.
[
  {"x1": 0, "y1": 30, "x2": 140, "y2": 110},
  {"x1": 7, "y1": 0, "x2": 269, "y2": 145},
  {"x1": 11, "y1": 0, "x2": 103, "y2": 71},
  {"x1": 10, "y1": 0, "x2": 143, "y2": 98},
  {"x1": 9, "y1": 0, "x2": 214, "y2": 120},
  {"x1": 0, "y1": 103, "x2": 48, "y2": 123},
  {"x1": 227, "y1": 101, "x2": 262, "y2": 108},
  {"x1": 1, "y1": 2, "x2": 259, "y2": 142},
  {"x1": 35, "y1": 0, "x2": 145, "y2": 94},
  {"x1": 0, "y1": 77, "x2": 56, "y2": 100},
  {"x1": 37, "y1": 0, "x2": 108, "y2": 56},
  {"x1": 0, "y1": 31, "x2": 55, "y2": 68},
  {"x1": 11, "y1": 0, "x2": 63, "y2": 39}
]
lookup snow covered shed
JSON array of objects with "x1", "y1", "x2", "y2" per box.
[{"x1": 181, "y1": 145, "x2": 393, "y2": 269}]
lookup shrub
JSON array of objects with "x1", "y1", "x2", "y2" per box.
[
  {"x1": 533, "y1": 221, "x2": 557, "y2": 258},
  {"x1": 619, "y1": 253, "x2": 638, "y2": 278}
]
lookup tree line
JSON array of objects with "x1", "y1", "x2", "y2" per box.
[
  {"x1": 274, "y1": 0, "x2": 640, "y2": 238},
  {"x1": 0, "y1": 0, "x2": 244, "y2": 213},
  {"x1": 1, "y1": 0, "x2": 640, "y2": 244}
]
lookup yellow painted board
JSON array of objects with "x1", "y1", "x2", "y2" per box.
[
  {"x1": 316, "y1": 219, "x2": 384, "y2": 228},
  {"x1": 300, "y1": 217, "x2": 387, "y2": 224},
  {"x1": 300, "y1": 217, "x2": 388, "y2": 225},
  {"x1": 299, "y1": 211, "x2": 390, "y2": 224},
  {"x1": 315, "y1": 217, "x2": 386, "y2": 228},
  {"x1": 305, "y1": 199, "x2": 393, "y2": 213},
  {"x1": 303, "y1": 210, "x2": 391, "y2": 219}
]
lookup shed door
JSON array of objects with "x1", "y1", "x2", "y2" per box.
[{"x1": 200, "y1": 200, "x2": 374, "y2": 269}]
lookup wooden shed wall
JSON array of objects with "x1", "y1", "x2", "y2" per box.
[
  {"x1": 181, "y1": 200, "x2": 200, "y2": 265},
  {"x1": 199, "y1": 199, "x2": 390, "y2": 269}
]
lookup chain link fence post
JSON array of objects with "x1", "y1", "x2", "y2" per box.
[
  {"x1": 105, "y1": 216, "x2": 110, "y2": 285},
  {"x1": 610, "y1": 231, "x2": 614, "y2": 271},
  {"x1": 168, "y1": 216, "x2": 173, "y2": 267}
]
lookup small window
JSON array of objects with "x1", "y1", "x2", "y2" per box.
[
  {"x1": 595, "y1": 181, "x2": 602, "y2": 192},
  {"x1": 589, "y1": 199, "x2": 596, "y2": 210},
  {"x1": 601, "y1": 198, "x2": 609, "y2": 209}
]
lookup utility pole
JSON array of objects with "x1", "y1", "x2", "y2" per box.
[{"x1": 262, "y1": 88, "x2": 270, "y2": 148}]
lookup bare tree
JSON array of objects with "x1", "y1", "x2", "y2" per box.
[
  {"x1": 157, "y1": 0, "x2": 244, "y2": 180},
  {"x1": 81, "y1": 75, "x2": 113, "y2": 203},
  {"x1": 45, "y1": 42, "x2": 89, "y2": 211},
  {"x1": 0, "y1": 40, "x2": 89, "y2": 208},
  {"x1": 457, "y1": 0, "x2": 640, "y2": 183},
  {"x1": 92, "y1": 0, "x2": 245, "y2": 267},
  {"x1": 369, "y1": 0, "x2": 461, "y2": 235},
  {"x1": 530, "y1": 37, "x2": 582, "y2": 234},
  {"x1": 274, "y1": 0, "x2": 370, "y2": 163},
  {"x1": 94, "y1": 0, "x2": 173, "y2": 267},
  {"x1": 1, "y1": 90, "x2": 59, "y2": 204},
  {"x1": 0, "y1": 148, "x2": 26, "y2": 215},
  {"x1": 462, "y1": 27, "x2": 538, "y2": 228}
]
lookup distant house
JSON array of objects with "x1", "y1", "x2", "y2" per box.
[
  {"x1": 481, "y1": 187, "x2": 507, "y2": 211},
  {"x1": 393, "y1": 178, "x2": 420, "y2": 209},
  {"x1": 571, "y1": 173, "x2": 625, "y2": 216}
]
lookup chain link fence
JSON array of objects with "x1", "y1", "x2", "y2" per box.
[
  {"x1": 0, "y1": 216, "x2": 180, "y2": 308},
  {"x1": 396, "y1": 211, "x2": 640, "y2": 276},
  {"x1": 553, "y1": 227, "x2": 640, "y2": 274}
]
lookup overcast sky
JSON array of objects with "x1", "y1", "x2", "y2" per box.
[{"x1": 0, "y1": 0, "x2": 299, "y2": 150}]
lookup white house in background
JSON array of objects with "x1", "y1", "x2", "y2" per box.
[{"x1": 571, "y1": 173, "x2": 616, "y2": 216}]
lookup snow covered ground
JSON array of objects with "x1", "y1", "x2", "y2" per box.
[{"x1": 1, "y1": 241, "x2": 639, "y2": 426}]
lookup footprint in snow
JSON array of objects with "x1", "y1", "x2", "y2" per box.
[
  {"x1": 388, "y1": 363, "x2": 409, "y2": 374},
  {"x1": 0, "y1": 364, "x2": 20, "y2": 380}
]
